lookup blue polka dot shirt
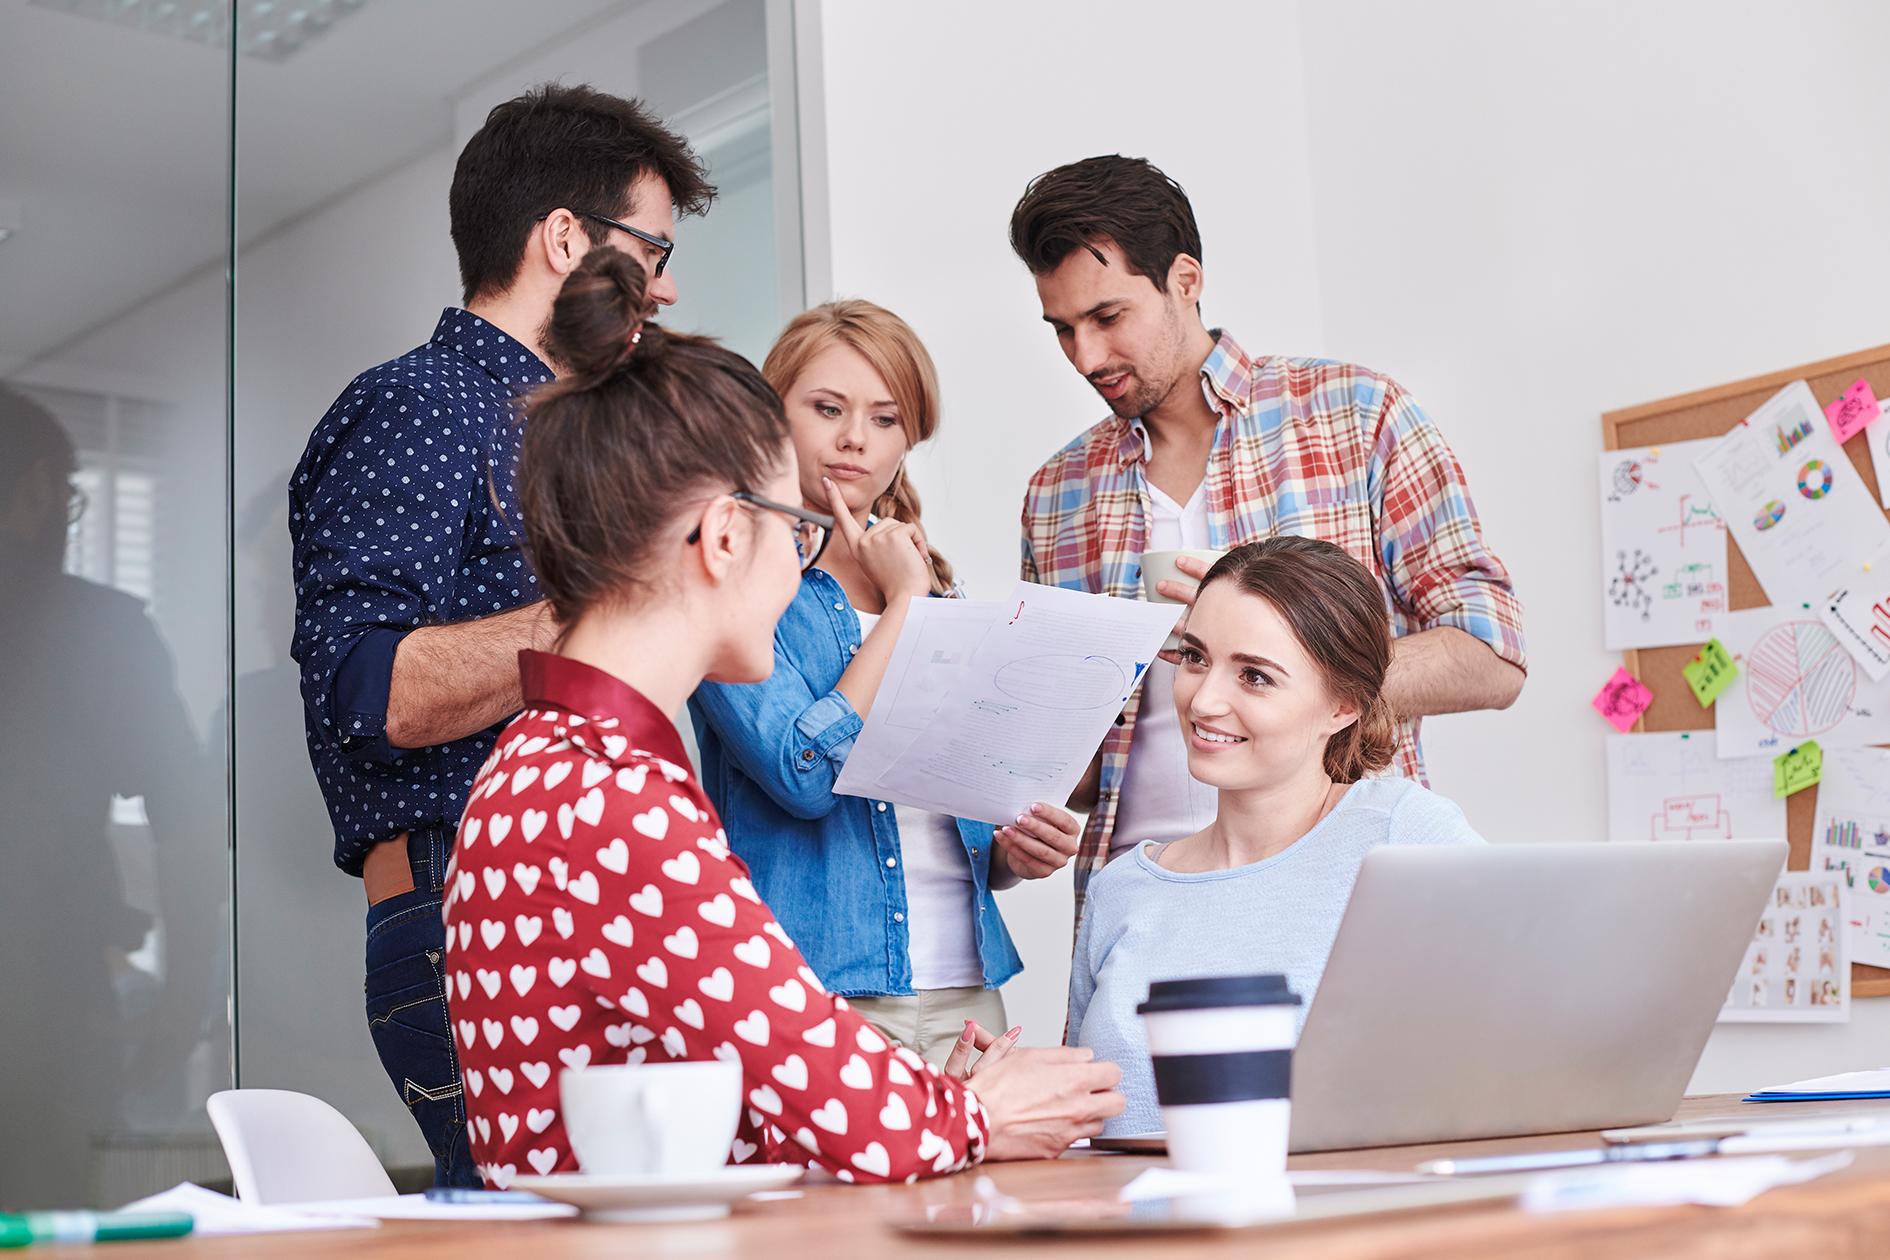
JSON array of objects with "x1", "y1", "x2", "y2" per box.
[{"x1": 289, "y1": 309, "x2": 553, "y2": 875}]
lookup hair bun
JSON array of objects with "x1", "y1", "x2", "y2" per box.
[{"x1": 544, "y1": 246, "x2": 657, "y2": 379}]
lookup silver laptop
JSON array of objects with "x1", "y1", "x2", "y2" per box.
[{"x1": 1284, "y1": 839, "x2": 1786, "y2": 1152}]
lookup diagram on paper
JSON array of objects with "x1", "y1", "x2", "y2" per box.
[
  {"x1": 1819, "y1": 539, "x2": 1890, "y2": 684},
  {"x1": 1598, "y1": 440, "x2": 1727, "y2": 649},
  {"x1": 1814, "y1": 747, "x2": 1890, "y2": 969},
  {"x1": 1712, "y1": 607, "x2": 1890, "y2": 757},
  {"x1": 993, "y1": 654, "x2": 1130, "y2": 710},
  {"x1": 1747, "y1": 621, "x2": 1856, "y2": 737},
  {"x1": 856, "y1": 582, "x2": 1179, "y2": 825},
  {"x1": 1693, "y1": 379, "x2": 1890, "y2": 609},
  {"x1": 1651, "y1": 793, "x2": 1736, "y2": 841},
  {"x1": 1608, "y1": 548, "x2": 1658, "y2": 622},
  {"x1": 1604, "y1": 730, "x2": 1784, "y2": 844}
]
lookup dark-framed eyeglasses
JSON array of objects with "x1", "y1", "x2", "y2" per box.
[
  {"x1": 687, "y1": 491, "x2": 834, "y2": 571},
  {"x1": 536, "y1": 209, "x2": 674, "y2": 277}
]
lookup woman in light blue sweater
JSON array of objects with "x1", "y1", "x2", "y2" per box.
[{"x1": 1068, "y1": 536, "x2": 1486, "y2": 1135}]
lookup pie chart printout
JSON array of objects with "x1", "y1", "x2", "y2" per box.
[{"x1": 1745, "y1": 621, "x2": 1856, "y2": 740}]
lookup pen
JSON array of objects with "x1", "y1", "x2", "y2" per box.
[
  {"x1": 0, "y1": 1211, "x2": 194, "y2": 1247},
  {"x1": 1421, "y1": 1127, "x2": 1890, "y2": 1176},
  {"x1": 422, "y1": 1186, "x2": 543, "y2": 1205},
  {"x1": 1420, "y1": 1139, "x2": 1720, "y2": 1176}
]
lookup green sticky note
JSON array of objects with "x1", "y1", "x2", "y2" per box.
[
  {"x1": 1773, "y1": 741, "x2": 1823, "y2": 799},
  {"x1": 1683, "y1": 638, "x2": 1737, "y2": 708}
]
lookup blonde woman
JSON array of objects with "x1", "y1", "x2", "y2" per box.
[{"x1": 688, "y1": 301, "x2": 1082, "y2": 1063}]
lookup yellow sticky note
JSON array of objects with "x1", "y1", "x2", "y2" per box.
[
  {"x1": 1773, "y1": 741, "x2": 1823, "y2": 799},
  {"x1": 1683, "y1": 638, "x2": 1737, "y2": 708}
]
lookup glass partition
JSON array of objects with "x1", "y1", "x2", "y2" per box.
[
  {"x1": 0, "y1": 0, "x2": 234, "y2": 1209},
  {"x1": 230, "y1": 0, "x2": 790, "y2": 1182},
  {"x1": 1, "y1": 0, "x2": 793, "y2": 1208}
]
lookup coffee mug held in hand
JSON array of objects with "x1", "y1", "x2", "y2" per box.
[
  {"x1": 1138, "y1": 549, "x2": 1228, "y2": 607},
  {"x1": 1138, "y1": 975, "x2": 1301, "y2": 1178},
  {"x1": 559, "y1": 1061, "x2": 742, "y2": 1177}
]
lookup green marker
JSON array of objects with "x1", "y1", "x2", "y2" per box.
[{"x1": 0, "y1": 1211, "x2": 193, "y2": 1247}]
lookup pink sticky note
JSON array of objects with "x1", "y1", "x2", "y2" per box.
[
  {"x1": 1826, "y1": 379, "x2": 1881, "y2": 444},
  {"x1": 1592, "y1": 667, "x2": 1654, "y2": 733}
]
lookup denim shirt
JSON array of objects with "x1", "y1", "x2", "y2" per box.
[{"x1": 688, "y1": 568, "x2": 1023, "y2": 997}]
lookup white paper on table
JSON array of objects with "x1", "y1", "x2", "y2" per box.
[
  {"x1": 1603, "y1": 731, "x2": 1784, "y2": 844},
  {"x1": 833, "y1": 597, "x2": 1002, "y2": 802},
  {"x1": 1692, "y1": 381, "x2": 1890, "y2": 609},
  {"x1": 1720, "y1": 871, "x2": 1849, "y2": 1023},
  {"x1": 1520, "y1": 1152, "x2": 1852, "y2": 1214},
  {"x1": 1812, "y1": 747, "x2": 1890, "y2": 968},
  {"x1": 1870, "y1": 397, "x2": 1890, "y2": 508},
  {"x1": 1756, "y1": 1067, "x2": 1890, "y2": 1095},
  {"x1": 1817, "y1": 539, "x2": 1890, "y2": 682},
  {"x1": 295, "y1": 1193, "x2": 577, "y2": 1221},
  {"x1": 1710, "y1": 606, "x2": 1890, "y2": 758},
  {"x1": 871, "y1": 583, "x2": 1177, "y2": 824},
  {"x1": 1598, "y1": 439, "x2": 1729, "y2": 649},
  {"x1": 117, "y1": 1183, "x2": 379, "y2": 1235}
]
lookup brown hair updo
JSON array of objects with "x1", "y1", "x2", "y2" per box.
[
  {"x1": 761, "y1": 300, "x2": 955, "y2": 595},
  {"x1": 516, "y1": 247, "x2": 789, "y2": 624},
  {"x1": 1195, "y1": 536, "x2": 1397, "y2": 783}
]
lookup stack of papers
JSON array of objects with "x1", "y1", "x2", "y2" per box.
[
  {"x1": 834, "y1": 582, "x2": 1177, "y2": 824},
  {"x1": 118, "y1": 1183, "x2": 577, "y2": 1233},
  {"x1": 118, "y1": 1184, "x2": 378, "y2": 1235},
  {"x1": 1747, "y1": 1068, "x2": 1890, "y2": 1102}
]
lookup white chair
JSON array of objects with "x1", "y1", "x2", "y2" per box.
[{"x1": 206, "y1": 1089, "x2": 398, "y2": 1205}]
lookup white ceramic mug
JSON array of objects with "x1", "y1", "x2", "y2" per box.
[
  {"x1": 1139, "y1": 548, "x2": 1229, "y2": 606},
  {"x1": 1141, "y1": 549, "x2": 1227, "y2": 651},
  {"x1": 559, "y1": 1060, "x2": 742, "y2": 1178}
]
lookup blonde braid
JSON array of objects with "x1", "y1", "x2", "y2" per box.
[{"x1": 873, "y1": 464, "x2": 955, "y2": 596}]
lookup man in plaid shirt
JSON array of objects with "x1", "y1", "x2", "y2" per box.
[{"x1": 999, "y1": 155, "x2": 1527, "y2": 932}]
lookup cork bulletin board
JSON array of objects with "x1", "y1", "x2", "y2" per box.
[{"x1": 1602, "y1": 343, "x2": 1890, "y2": 997}]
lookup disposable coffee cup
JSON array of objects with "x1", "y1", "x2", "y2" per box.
[
  {"x1": 1137, "y1": 974, "x2": 1301, "y2": 1178},
  {"x1": 559, "y1": 1060, "x2": 741, "y2": 1177}
]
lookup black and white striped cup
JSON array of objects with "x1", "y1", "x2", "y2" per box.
[{"x1": 1137, "y1": 975, "x2": 1301, "y2": 1177}]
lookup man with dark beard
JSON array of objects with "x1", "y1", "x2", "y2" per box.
[{"x1": 288, "y1": 84, "x2": 712, "y2": 1186}]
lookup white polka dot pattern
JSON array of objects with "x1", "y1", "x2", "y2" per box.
[{"x1": 289, "y1": 309, "x2": 553, "y2": 873}]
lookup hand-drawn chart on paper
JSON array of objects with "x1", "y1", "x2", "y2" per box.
[
  {"x1": 1598, "y1": 439, "x2": 1727, "y2": 649},
  {"x1": 838, "y1": 583, "x2": 1177, "y2": 824},
  {"x1": 1712, "y1": 607, "x2": 1890, "y2": 758},
  {"x1": 1693, "y1": 380, "x2": 1890, "y2": 609},
  {"x1": 1605, "y1": 730, "x2": 1784, "y2": 844},
  {"x1": 1814, "y1": 748, "x2": 1890, "y2": 969}
]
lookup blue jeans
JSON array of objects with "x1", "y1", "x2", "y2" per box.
[{"x1": 362, "y1": 826, "x2": 477, "y2": 1187}]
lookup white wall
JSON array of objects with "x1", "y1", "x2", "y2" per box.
[
  {"x1": 810, "y1": 0, "x2": 1890, "y2": 1088},
  {"x1": 811, "y1": 0, "x2": 1328, "y2": 1038}
]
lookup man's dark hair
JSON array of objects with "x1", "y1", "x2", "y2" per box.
[
  {"x1": 450, "y1": 83, "x2": 715, "y2": 304},
  {"x1": 1009, "y1": 154, "x2": 1202, "y2": 293}
]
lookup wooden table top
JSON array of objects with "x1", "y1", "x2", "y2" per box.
[{"x1": 83, "y1": 1095, "x2": 1890, "y2": 1258}]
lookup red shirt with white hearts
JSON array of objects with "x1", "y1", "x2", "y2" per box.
[{"x1": 445, "y1": 651, "x2": 990, "y2": 1187}]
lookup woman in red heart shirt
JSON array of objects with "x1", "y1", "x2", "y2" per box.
[{"x1": 443, "y1": 247, "x2": 1123, "y2": 1187}]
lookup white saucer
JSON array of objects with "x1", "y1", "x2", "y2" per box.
[{"x1": 512, "y1": 1165, "x2": 807, "y2": 1222}]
